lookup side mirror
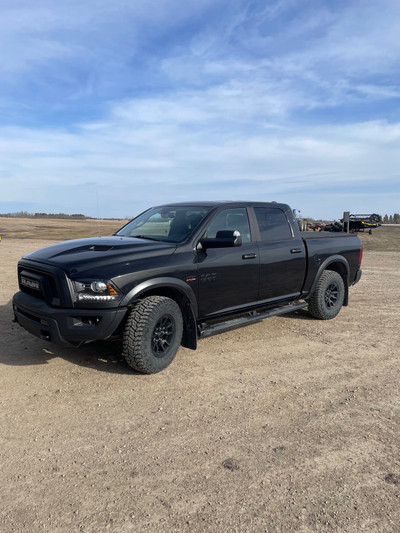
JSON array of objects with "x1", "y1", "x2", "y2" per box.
[{"x1": 200, "y1": 230, "x2": 242, "y2": 249}]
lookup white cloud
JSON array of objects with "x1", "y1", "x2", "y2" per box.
[
  {"x1": 0, "y1": 0, "x2": 216, "y2": 77},
  {"x1": 1, "y1": 88, "x2": 399, "y2": 219},
  {"x1": 162, "y1": 0, "x2": 400, "y2": 116},
  {"x1": 1, "y1": 1, "x2": 400, "y2": 219}
]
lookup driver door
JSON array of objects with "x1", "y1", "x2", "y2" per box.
[{"x1": 196, "y1": 207, "x2": 259, "y2": 318}]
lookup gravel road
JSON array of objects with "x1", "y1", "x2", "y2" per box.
[{"x1": 1, "y1": 238, "x2": 399, "y2": 532}]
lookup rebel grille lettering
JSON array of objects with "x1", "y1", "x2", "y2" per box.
[{"x1": 200, "y1": 272, "x2": 217, "y2": 283}]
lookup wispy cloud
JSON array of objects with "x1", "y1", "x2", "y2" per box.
[{"x1": 0, "y1": 0, "x2": 399, "y2": 219}]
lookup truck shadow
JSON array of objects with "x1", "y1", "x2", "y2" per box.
[
  {"x1": 0, "y1": 299, "x2": 138, "y2": 375},
  {"x1": 280, "y1": 308, "x2": 313, "y2": 321},
  {"x1": 1, "y1": 299, "x2": 314, "y2": 373}
]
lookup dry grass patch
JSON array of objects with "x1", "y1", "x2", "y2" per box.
[
  {"x1": 0, "y1": 218, "x2": 124, "y2": 240},
  {"x1": 357, "y1": 225, "x2": 400, "y2": 252}
]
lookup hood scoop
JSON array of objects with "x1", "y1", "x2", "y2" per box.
[
  {"x1": 51, "y1": 244, "x2": 114, "y2": 258},
  {"x1": 89, "y1": 244, "x2": 114, "y2": 251}
]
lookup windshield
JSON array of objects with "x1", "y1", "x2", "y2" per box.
[{"x1": 116, "y1": 206, "x2": 212, "y2": 243}]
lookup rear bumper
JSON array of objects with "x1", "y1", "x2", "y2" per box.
[
  {"x1": 13, "y1": 291, "x2": 127, "y2": 346},
  {"x1": 353, "y1": 269, "x2": 362, "y2": 285}
]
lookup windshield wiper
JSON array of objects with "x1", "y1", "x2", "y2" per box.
[{"x1": 131, "y1": 235, "x2": 162, "y2": 242}]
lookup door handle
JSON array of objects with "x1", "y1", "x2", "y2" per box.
[
  {"x1": 290, "y1": 248, "x2": 302, "y2": 254},
  {"x1": 242, "y1": 253, "x2": 257, "y2": 259}
]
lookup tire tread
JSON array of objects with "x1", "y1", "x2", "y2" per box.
[
  {"x1": 308, "y1": 270, "x2": 345, "y2": 320},
  {"x1": 122, "y1": 296, "x2": 182, "y2": 373}
]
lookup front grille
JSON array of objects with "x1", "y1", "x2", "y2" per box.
[
  {"x1": 47, "y1": 276, "x2": 59, "y2": 299},
  {"x1": 18, "y1": 265, "x2": 61, "y2": 306}
]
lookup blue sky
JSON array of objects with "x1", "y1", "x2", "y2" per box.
[{"x1": 0, "y1": 0, "x2": 399, "y2": 220}]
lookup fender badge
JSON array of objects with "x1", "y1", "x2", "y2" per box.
[{"x1": 186, "y1": 277, "x2": 197, "y2": 282}]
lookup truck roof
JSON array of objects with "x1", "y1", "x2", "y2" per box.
[{"x1": 155, "y1": 201, "x2": 291, "y2": 209}]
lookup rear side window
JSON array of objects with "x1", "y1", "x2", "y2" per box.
[{"x1": 254, "y1": 207, "x2": 292, "y2": 241}]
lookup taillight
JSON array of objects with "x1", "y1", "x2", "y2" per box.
[{"x1": 359, "y1": 245, "x2": 363, "y2": 266}]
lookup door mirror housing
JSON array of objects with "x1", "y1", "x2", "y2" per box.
[{"x1": 200, "y1": 230, "x2": 242, "y2": 249}]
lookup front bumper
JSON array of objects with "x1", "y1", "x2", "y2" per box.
[{"x1": 13, "y1": 291, "x2": 127, "y2": 347}]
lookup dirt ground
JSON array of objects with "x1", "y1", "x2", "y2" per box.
[{"x1": 0, "y1": 224, "x2": 399, "y2": 532}]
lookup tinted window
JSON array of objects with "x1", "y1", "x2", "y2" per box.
[
  {"x1": 254, "y1": 207, "x2": 292, "y2": 241},
  {"x1": 206, "y1": 208, "x2": 251, "y2": 243}
]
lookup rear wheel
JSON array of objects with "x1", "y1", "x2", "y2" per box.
[
  {"x1": 122, "y1": 296, "x2": 183, "y2": 373},
  {"x1": 308, "y1": 270, "x2": 345, "y2": 320}
]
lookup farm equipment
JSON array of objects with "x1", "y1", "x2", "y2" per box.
[
  {"x1": 345, "y1": 213, "x2": 381, "y2": 232},
  {"x1": 322, "y1": 213, "x2": 381, "y2": 233}
]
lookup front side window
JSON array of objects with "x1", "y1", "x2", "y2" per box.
[
  {"x1": 116, "y1": 206, "x2": 211, "y2": 243},
  {"x1": 254, "y1": 207, "x2": 292, "y2": 241},
  {"x1": 205, "y1": 208, "x2": 251, "y2": 243}
]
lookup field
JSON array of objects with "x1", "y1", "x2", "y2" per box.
[
  {"x1": 0, "y1": 221, "x2": 399, "y2": 532},
  {"x1": 0, "y1": 217, "x2": 124, "y2": 240}
]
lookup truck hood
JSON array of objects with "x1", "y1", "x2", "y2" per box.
[{"x1": 22, "y1": 236, "x2": 177, "y2": 277}]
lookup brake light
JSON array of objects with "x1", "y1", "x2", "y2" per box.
[{"x1": 359, "y1": 245, "x2": 363, "y2": 266}]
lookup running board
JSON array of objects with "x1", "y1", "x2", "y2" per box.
[{"x1": 198, "y1": 301, "x2": 308, "y2": 338}]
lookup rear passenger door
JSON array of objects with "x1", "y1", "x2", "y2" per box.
[{"x1": 254, "y1": 207, "x2": 306, "y2": 302}]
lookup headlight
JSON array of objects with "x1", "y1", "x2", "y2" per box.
[{"x1": 71, "y1": 280, "x2": 121, "y2": 302}]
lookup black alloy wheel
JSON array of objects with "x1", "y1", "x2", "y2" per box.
[
  {"x1": 151, "y1": 315, "x2": 176, "y2": 358},
  {"x1": 324, "y1": 282, "x2": 339, "y2": 309}
]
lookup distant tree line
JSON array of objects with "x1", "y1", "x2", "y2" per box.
[
  {"x1": 0, "y1": 211, "x2": 90, "y2": 219},
  {"x1": 382, "y1": 213, "x2": 400, "y2": 224},
  {"x1": 1, "y1": 210, "x2": 397, "y2": 223}
]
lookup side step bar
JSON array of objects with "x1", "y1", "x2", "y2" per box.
[{"x1": 198, "y1": 301, "x2": 308, "y2": 338}]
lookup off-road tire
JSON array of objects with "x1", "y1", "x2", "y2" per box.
[
  {"x1": 308, "y1": 270, "x2": 345, "y2": 320},
  {"x1": 122, "y1": 296, "x2": 183, "y2": 374}
]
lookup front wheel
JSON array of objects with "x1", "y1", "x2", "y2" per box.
[
  {"x1": 122, "y1": 296, "x2": 183, "y2": 374},
  {"x1": 308, "y1": 270, "x2": 345, "y2": 320}
]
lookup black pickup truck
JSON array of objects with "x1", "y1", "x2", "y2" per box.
[{"x1": 13, "y1": 202, "x2": 362, "y2": 373}]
